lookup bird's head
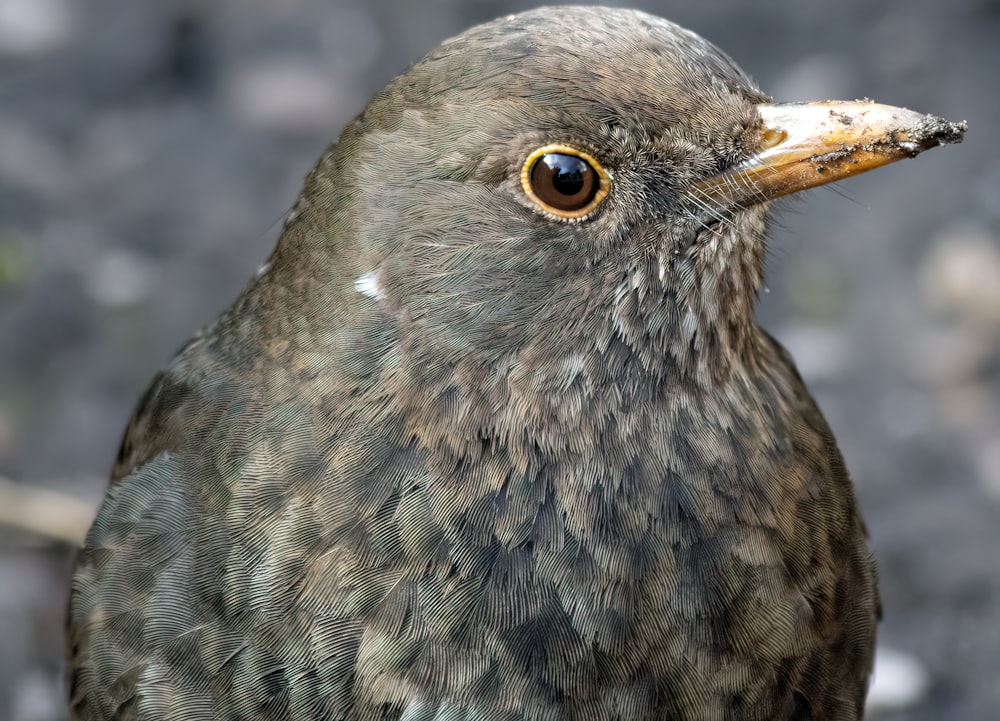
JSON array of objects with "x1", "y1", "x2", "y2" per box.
[{"x1": 262, "y1": 6, "x2": 964, "y2": 398}]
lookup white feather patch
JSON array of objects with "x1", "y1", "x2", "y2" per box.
[{"x1": 353, "y1": 270, "x2": 383, "y2": 299}]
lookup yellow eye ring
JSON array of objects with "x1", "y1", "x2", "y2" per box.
[{"x1": 520, "y1": 144, "x2": 611, "y2": 219}]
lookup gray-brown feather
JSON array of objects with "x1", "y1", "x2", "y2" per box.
[
  {"x1": 67, "y1": 6, "x2": 878, "y2": 721},
  {"x1": 69, "y1": 322, "x2": 876, "y2": 720}
]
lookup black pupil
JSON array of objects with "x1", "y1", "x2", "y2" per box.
[
  {"x1": 546, "y1": 154, "x2": 587, "y2": 195},
  {"x1": 530, "y1": 152, "x2": 598, "y2": 211}
]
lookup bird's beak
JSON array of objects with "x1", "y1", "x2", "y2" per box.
[{"x1": 695, "y1": 100, "x2": 966, "y2": 208}]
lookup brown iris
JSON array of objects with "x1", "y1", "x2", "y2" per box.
[{"x1": 520, "y1": 144, "x2": 610, "y2": 219}]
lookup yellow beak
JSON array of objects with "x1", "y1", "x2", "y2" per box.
[{"x1": 696, "y1": 100, "x2": 966, "y2": 206}]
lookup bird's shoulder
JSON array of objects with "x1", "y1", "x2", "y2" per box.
[{"x1": 68, "y1": 318, "x2": 414, "y2": 720}]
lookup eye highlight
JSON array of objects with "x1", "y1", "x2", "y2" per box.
[{"x1": 520, "y1": 144, "x2": 610, "y2": 219}]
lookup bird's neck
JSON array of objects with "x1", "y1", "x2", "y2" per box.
[
  {"x1": 606, "y1": 216, "x2": 768, "y2": 386},
  {"x1": 228, "y1": 205, "x2": 769, "y2": 460}
]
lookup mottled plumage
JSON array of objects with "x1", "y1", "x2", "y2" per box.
[{"x1": 68, "y1": 6, "x2": 965, "y2": 721}]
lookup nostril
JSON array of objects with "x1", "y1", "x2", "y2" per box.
[{"x1": 760, "y1": 128, "x2": 786, "y2": 150}]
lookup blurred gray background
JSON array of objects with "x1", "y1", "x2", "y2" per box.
[{"x1": 0, "y1": 0, "x2": 996, "y2": 719}]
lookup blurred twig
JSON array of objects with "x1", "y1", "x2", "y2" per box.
[{"x1": 0, "y1": 475, "x2": 96, "y2": 545}]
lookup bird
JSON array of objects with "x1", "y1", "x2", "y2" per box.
[{"x1": 66, "y1": 6, "x2": 966, "y2": 721}]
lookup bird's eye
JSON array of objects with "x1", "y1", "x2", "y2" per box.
[{"x1": 521, "y1": 144, "x2": 610, "y2": 219}]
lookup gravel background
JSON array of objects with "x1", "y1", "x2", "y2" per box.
[{"x1": 0, "y1": 1, "x2": 996, "y2": 719}]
